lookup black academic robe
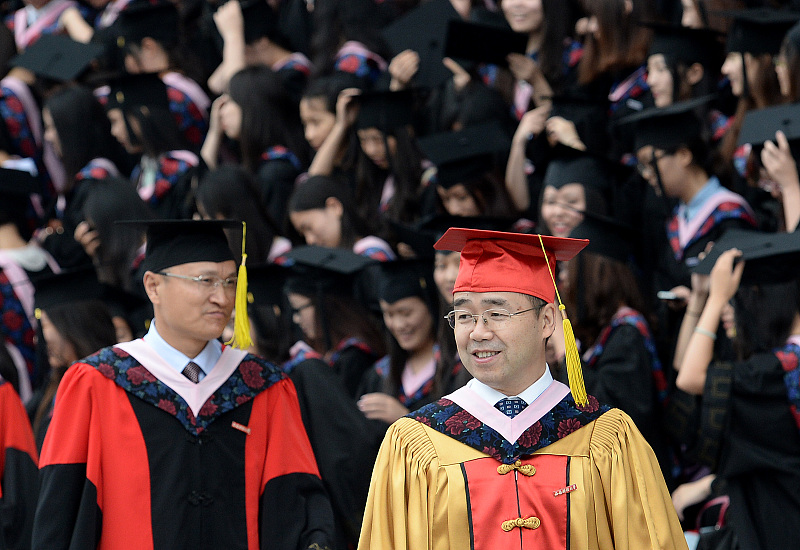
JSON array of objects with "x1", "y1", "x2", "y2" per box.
[
  {"x1": 703, "y1": 349, "x2": 800, "y2": 550},
  {"x1": 286, "y1": 358, "x2": 385, "y2": 550},
  {"x1": 0, "y1": 380, "x2": 38, "y2": 550},
  {"x1": 32, "y1": 343, "x2": 335, "y2": 550}
]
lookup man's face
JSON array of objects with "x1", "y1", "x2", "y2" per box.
[
  {"x1": 147, "y1": 260, "x2": 237, "y2": 352},
  {"x1": 452, "y1": 291, "x2": 555, "y2": 396}
]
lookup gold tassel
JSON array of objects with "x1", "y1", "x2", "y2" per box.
[
  {"x1": 537, "y1": 235, "x2": 588, "y2": 406},
  {"x1": 226, "y1": 222, "x2": 253, "y2": 350}
]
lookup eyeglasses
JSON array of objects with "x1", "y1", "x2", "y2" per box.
[
  {"x1": 157, "y1": 272, "x2": 238, "y2": 292},
  {"x1": 290, "y1": 302, "x2": 314, "y2": 316},
  {"x1": 445, "y1": 307, "x2": 537, "y2": 330},
  {"x1": 636, "y1": 150, "x2": 669, "y2": 178}
]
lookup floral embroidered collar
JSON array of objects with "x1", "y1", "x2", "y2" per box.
[
  {"x1": 408, "y1": 390, "x2": 609, "y2": 464},
  {"x1": 81, "y1": 347, "x2": 285, "y2": 436}
]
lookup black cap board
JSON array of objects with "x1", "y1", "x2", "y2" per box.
[
  {"x1": 117, "y1": 219, "x2": 240, "y2": 273},
  {"x1": 392, "y1": 215, "x2": 517, "y2": 258},
  {"x1": 619, "y1": 95, "x2": 713, "y2": 151},
  {"x1": 10, "y1": 34, "x2": 104, "y2": 82},
  {"x1": 444, "y1": 19, "x2": 527, "y2": 67},
  {"x1": 239, "y1": 0, "x2": 289, "y2": 47},
  {"x1": 0, "y1": 167, "x2": 39, "y2": 197},
  {"x1": 377, "y1": 258, "x2": 436, "y2": 306},
  {"x1": 33, "y1": 267, "x2": 105, "y2": 313},
  {"x1": 646, "y1": 22, "x2": 725, "y2": 68},
  {"x1": 417, "y1": 121, "x2": 511, "y2": 188},
  {"x1": 568, "y1": 211, "x2": 635, "y2": 264},
  {"x1": 723, "y1": 8, "x2": 800, "y2": 56},
  {"x1": 737, "y1": 103, "x2": 800, "y2": 147},
  {"x1": 110, "y1": 0, "x2": 179, "y2": 50},
  {"x1": 542, "y1": 147, "x2": 612, "y2": 194},
  {"x1": 382, "y1": 0, "x2": 461, "y2": 89},
  {"x1": 105, "y1": 72, "x2": 170, "y2": 112},
  {"x1": 282, "y1": 245, "x2": 377, "y2": 297},
  {"x1": 355, "y1": 89, "x2": 415, "y2": 133},
  {"x1": 692, "y1": 229, "x2": 800, "y2": 284}
]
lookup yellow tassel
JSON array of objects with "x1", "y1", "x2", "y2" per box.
[
  {"x1": 560, "y1": 306, "x2": 587, "y2": 406},
  {"x1": 537, "y1": 235, "x2": 588, "y2": 407},
  {"x1": 226, "y1": 222, "x2": 253, "y2": 350}
]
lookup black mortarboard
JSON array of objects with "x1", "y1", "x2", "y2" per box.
[
  {"x1": 542, "y1": 147, "x2": 612, "y2": 194},
  {"x1": 111, "y1": 0, "x2": 179, "y2": 50},
  {"x1": 377, "y1": 258, "x2": 435, "y2": 306},
  {"x1": 392, "y1": 215, "x2": 517, "y2": 258},
  {"x1": 105, "y1": 72, "x2": 170, "y2": 113},
  {"x1": 0, "y1": 167, "x2": 38, "y2": 197},
  {"x1": 620, "y1": 95, "x2": 713, "y2": 151},
  {"x1": 417, "y1": 121, "x2": 511, "y2": 188},
  {"x1": 118, "y1": 219, "x2": 240, "y2": 273},
  {"x1": 646, "y1": 22, "x2": 725, "y2": 68},
  {"x1": 737, "y1": 103, "x2": 800, "y2": 147},
  {"x1": 282, "y1": 245, "x2": 377, "y2": 297},
  {"x1": 355, "y1": 90, "x2": 415, "y2": 133},
  {"x1": 444, "y1": 19, "x2": 527, "y2": 67},
  {"x1": 34, "y1": 267, "x2": 105, "y2": 314},
  {"x1": 693, "y1": 229, "x2": 800, "y2": 284},
  {"x1": 10, "y1": 34, "x2": 104, "y2": 82},
  {"x1": 568, "y1": 212, "x2": 635, "y2": 264},
  {"x1": 382, "y1": 0, "x2": 460, "y2": 89},
  {"x1": 723, "y1": 8, "x2": 800, "y2": 56},
  {"x1": 239, "y1": 0, "x2": 288, "y2": 47}
]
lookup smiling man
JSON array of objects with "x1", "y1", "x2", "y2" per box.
[
  {"x1": 358, "y1": 228, "x2": 686, "y2": 550},
  {"x1": 32, "y1": 220, "x2": 334, "y2": 550}
]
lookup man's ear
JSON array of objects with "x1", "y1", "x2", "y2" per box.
[
  {"x1": 143, "y1": 271, "x2": 161, "y2": 305},
  {"x1": 540, "y1": 303, "x2": 557, "y2": 339}
]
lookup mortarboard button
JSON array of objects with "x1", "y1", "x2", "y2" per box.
[
  {"x1": 104, "y1": 73, "x2": 170, "y2": 113},
  {"x1": 737, "y1": 103, "x2": 800, "y2": 147}
]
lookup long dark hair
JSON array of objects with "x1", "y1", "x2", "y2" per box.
[
  {"x1": 578, "y1": 0, "x2": 652, "y2": 84},
  {"x1": 288, "y1": 174, "x2": 372, "y2": 249},
  {"x1": 82, "y1": 178, "x2": 153, "y2": 291},
  {"x1": 564, "y1": 251, "x2": 650, "y2": 347},
  {"x1": 355, "y1": 125, "x2": 424, "y2": 227},
  {"x1": 733, "y1": 280, "x2": 800, "y2": 361},
  {"x1": 196, "y1": 165, "x2": 283, "y2": 264},
  {"x1": 125, "y1": 104, "x2": 189, "y2": 158},
  {"x1": 45, "y1": 86, "x2": 125, "y2": 192},
  {"x1": 33, "y1": 300, "x2": 117, "y2": 437},
  {"x1": 228, "y1": 66, "x2": 310, "y2": 173}
]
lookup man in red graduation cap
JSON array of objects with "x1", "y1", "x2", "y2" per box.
[
  {"x1": 358, "y1": 228, "x2": 686, "y2": 550},
  {"x1": 32, "y1": 220, "x2": 335, "y2": 550}
]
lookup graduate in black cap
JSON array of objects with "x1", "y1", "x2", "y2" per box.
[
  {"x1": 0, "y1": 168, "x2": 59, "y2": 401},
  {"x1": 245, "y1": 262, "x2": 383, "y2": 550},
  {"x1": 358, "y1": 258, "x2": 468, "y2": 426},
  {"x1": 0, "y1": 363, "x2": 38, "y2": 550},
  {"x1": 562, "y1": 213, "x2": 673, "y2": 486},
  {"x1": 104, "y1": 73, "x2": 203, "y2": 220},
  {"x1": 674, "y1": 231, "x2": 800, "y2": 549},
  {"x1": 282, "y1": 245, "x2": 386, "y2": 399},
  {"x1": 32, "y1": 219, "x2": 336, "y2": 550},
  {"x1": 28, "y1": 267, "x2": 118, "y2": 449}
]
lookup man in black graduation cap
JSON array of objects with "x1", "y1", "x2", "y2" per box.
[{"x1": 32, "y1": 220, "x2": 336, "y2": 550}]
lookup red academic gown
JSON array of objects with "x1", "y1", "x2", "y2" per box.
[
  {"x1": 32, "y1": 341, "x2": 335, "y2": 550},
  {"x1": 0, "y1": 378, "x2": 39, "y2": 550}
]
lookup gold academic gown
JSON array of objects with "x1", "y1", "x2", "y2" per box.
[{"x1": 358, "y1": 381, "x2": 686, "y2": 550}]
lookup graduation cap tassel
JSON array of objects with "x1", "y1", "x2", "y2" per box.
[
  {"x1": 226, "y1": 222, "x2": 253, "y2": 350},
  {"x1": 537, "y1": 235, "x2": 588, "y2": 407}
]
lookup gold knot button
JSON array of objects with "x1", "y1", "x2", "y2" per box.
[
  {"x1": 497, "y1": 459, "x2": 536, "y2": 476},
  {"x1": 501, "y1": 516, "x2": 541, "y2": 532}
]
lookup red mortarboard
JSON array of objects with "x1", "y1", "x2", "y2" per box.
[{"x1": 434, "y1": 228, "x2": 588, "y2": 302}]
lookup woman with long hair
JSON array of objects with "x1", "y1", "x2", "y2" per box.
[
  {"x1": 288, "y1": 174, "x2": 395, "y2": 261},
  {"x1": 203, "y1": 65, "x2": 310, "y2": 228}
]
